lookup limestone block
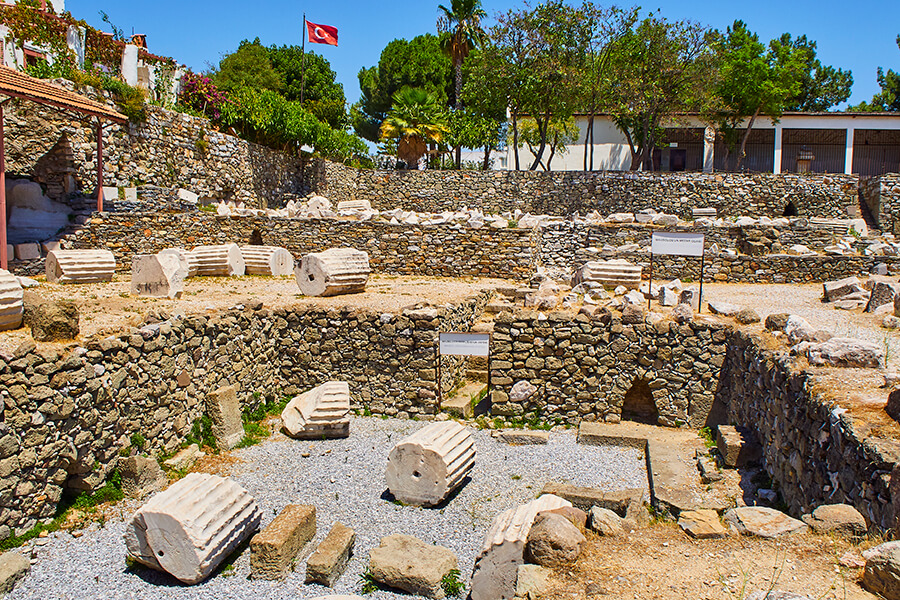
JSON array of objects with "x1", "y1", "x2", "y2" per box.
[
  {"x1": 385, "y1": 421, "x2": 475, "y2": 507},
  {"x1": 158, "y1": 248, "x2": 199, "y2": 278},
  {"x1": 801, "y1": 504, "x2": 867, "y2": 537},
  {"x1": 281, "y1": 381, "x2": 350, "y2": 439},
  {"x1": 724, "y1": 506, "x2": 807, "y2": 538},
  {"x1": 716, "y1": 425, "x2": 761, "y2": 468},
  {"x1": 240, "y1": 246, "x2": 294, "y2": 277},
  {"x1": 190, "y1": 244, "x2": 245, "y2": 277},
  {"x1": 131, "y1": 254, "x2": 184, "y2": 299},
  {"x1": 692, "y1": 207, "x2": 717, "y2": 218},
  {"x1": 589, "y1": 506, "x2": 623, "y2": 536},
  {"x1": 41, "y1": 240, "x2": 60, "y2": 254},
  {"x1": 678, "y1": 509, "x2": 727, "y2": 539},
  {"x1": 177, "y1": 188, "x2": 199, "y2": 204},
  {"x1": 162, "y1": 443, "x2": 204, "y2": 471},
  {"x1": 0, "y1": 270, "x2": 23, "y2": 331},
  {"x1": 45, "y1": 249, "x2": 116, "y2": 284},
  {"x1": 206, "y1": 385, "x2": 244, "y2": 449},
  {"x1": 23, "y1": 291, "x2": 78, "y2": 341},
  {"x1": 336, "y1": 199, "x2": 372, "y2": 212},
  {"x1": 823, "y1": 276, "x2": 863, "y2": 302},
  {"x1": 515, "y1": 564, "x2": 551, "y2": 600},
  {"x1": 123, "y1": 473, "x2": 261, "y2": 584},
  {"x1": 797, "y1": 337, "x2": 883, "y2": 368},
  {"x1": 306, "y1": 522, "x2": 356, "y2": 586},
  {"x1": 572, "y1": 259, "x2": 641, "y2": 290},
  {"x1": 250, "y1": 504, "x2": 316, "y2": 580},
  {"x1": 0, "y1": 552, "x2": 29, "y2": 594},
  {"x1": 295, "y1": 248, "x2": 370, "y2": 296},
  {"x1": 680, "y1": 287, "x2": 700, "y2": 311},
  {"x1": 864, "y1": 543, "x2": 900, "y2": 600},
  {"x1": 5, "y1": 179, "x2": 72, "y2": 245},
  {"x1": 867, "y1": 281, "x2": 900, "y2": 313},
  {"x1": 470, "y1": 494, "x2": 571, "y2": 600},
  {"x1": 14, "y1": 243, "x2": 40, "y2": 261},
  {"x1": 368, "y1": 534, "x2": 458, "y2": 599},
  {"x1": 525, "y1": 512, "x2": 585, "y2": 567},
  {"x1": 119, "y1": 455, "x2": 166, "y2": 499}
]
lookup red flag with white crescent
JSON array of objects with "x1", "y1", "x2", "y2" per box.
[{"x1": 307, "y1": 21, "x2": 338, "y2": 46}]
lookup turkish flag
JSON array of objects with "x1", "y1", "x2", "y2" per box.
[{"x1": 307, "y1": 21, "x2": 338, "y2": 46}]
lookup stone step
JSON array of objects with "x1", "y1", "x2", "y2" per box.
[
  {"x1": 466, "y1": 369, "x2": 488, "y2": 383},
  {"x1": 442, "y1": 381, "x2": 487, "y2": 418}
]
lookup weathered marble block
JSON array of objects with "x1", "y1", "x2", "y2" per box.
[
  {"x1": 123, "y1": 473, "x2": 261, "y2": 584},
  {"x1": 281, "y1": 381, "x2": 350, "y2": 439},
  {"x1": 45, "y1": 249, "x2": 115, "y2": 284},
  {"x1": 131, "y1": 253, "x2": 184, "y2": 298},
  {"x1": 191, "y1": 243, "x2": 245, "y2": 277},
  {"x1": 470, "y1": 494, "x2": 572, "y2": 600},
  {"x1": 240, "y1": 246, "x2": 294, "y2": 277},
  {"x1": 573, "y1": 259, "x2": 642, "y2": 290},
  {"x1": 295, "y1": 248, "x2": 370, "y2": 296},
  {"x1": 0, "y1": 269, "x2": 23, "y2": 331},
  {"x1": 158, "y1": 247, "x2": 199, "y2": 278},
  {"x1": 385, "y1": 421, "x2": 475, "y2": 507}
]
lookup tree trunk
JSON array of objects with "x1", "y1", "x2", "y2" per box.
[
  {"x1": 583, "y1": 112, "x2": 594, "y2": 171},
  {"x1": 482, "y1": 146, "x2": 491, "y2": 170},
  {"x1": 512, "y1": 113, "x2": 520, "y2": 171},
  {"x1": 735, "y1": 108, "x2": 760, "y2": 172},
  {"x1": 641, "y1": 114, "x2": 652, "y2": 171},
  {"x1": 589, "y1": 115, "x2": 595, "y2": 171},
  {"x1": 528, "y1": 111, "x2": 550, "y2": 171}
]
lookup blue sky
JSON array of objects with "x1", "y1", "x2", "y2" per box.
[{"x1": 69, "y1": 0, "x2": 899, "y2": 110}]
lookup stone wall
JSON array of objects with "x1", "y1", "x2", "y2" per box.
[
  {"x1": 68, "y1": 213, "x2": 538, "y2": 280},
  {"x1": 488, "y1": 310, "x2": 727, "y2": 428},
  {"x1": 4, "y1": 80, "x2": 309, "y2": 209},
  {"x1": 861, "y1": 173, "x2": 900, "y2": 235},
  {"x1": 317, "y1": 160, "x2": 860, "y2": 220},
  {"x1": 715, "y1": 330, "x2": 899, "y2": 531},
  {"x1": 0, "y1": 299, "x2": 485, "y2": 538}
]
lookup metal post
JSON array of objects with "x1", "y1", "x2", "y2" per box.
[
  {"x1": 300, "y1": 14, "x2": 307, "y2": 106},
  {"x1": 96, "y1": 118, "x2": 103, "y2": 212},
  {"x1": 0, "y1": 100, "x2": 7, "y2": 270},
  {"x1": 647, "y1": 252, "x2": 653, "y2": 309},
  {"x1": 698, "y1": 251, "x2": 706, "y2": 314},
  {"x1": 435, "y1": 337, "x2": 442, "y2": 414}
]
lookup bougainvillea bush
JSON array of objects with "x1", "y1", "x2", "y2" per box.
[{"x1": 177, "y1": 71, "x2": 230, "y2": 121}]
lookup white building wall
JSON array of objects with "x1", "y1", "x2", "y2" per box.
[{"x1": 501, "y1": 114, "x2": 900, "y2": 174}]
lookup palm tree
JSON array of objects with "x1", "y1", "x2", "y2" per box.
[
  {"x1": 380, "y1": 87, "x2": 448, "y2": 168},
  {"x1": 438, "y1": 0, "x2": 486, "y2": 167}
]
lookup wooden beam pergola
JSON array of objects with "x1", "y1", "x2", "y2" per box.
[{"x1": 0, "y1": 66, "x2": 127, "y2": 270}]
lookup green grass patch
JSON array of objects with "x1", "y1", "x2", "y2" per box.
[{"x1": 441, "y1": 569, "x2": 464, "y2": 597}]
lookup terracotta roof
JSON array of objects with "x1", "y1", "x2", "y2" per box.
[{"x1": 0, "y1": 66, "x2": 127, "y2": 123}]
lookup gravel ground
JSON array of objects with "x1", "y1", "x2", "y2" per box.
[
  {"x1": 8, "y1": 417, "x2": 647, "y2": 600},
  {"x1": 702, "y1": 282, "x2": 900, "y2": 370}
]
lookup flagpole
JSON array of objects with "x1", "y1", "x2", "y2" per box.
[{"x1": 300, "y1": 13, "x2": 307, "y2": 106}]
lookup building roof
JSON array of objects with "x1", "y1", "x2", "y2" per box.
[{"x1": 0, "y1": 66, "x2": 127, "y2": 123}]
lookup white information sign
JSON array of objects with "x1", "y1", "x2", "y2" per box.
[
  {"x1": 651, "y1": 232, "x2": 705, "y2": 257},
  {"x1": 439, "y1": 333, "x2": 491, "y2": 357}
]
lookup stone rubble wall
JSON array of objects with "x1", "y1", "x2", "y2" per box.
[
  {"x1": 488, "y1": 310, "x2": 728, "y2": 428},
  {"x1": 4, "y1": 81, "x2": 310, "y2": 209},
  {"x1": 715, "y1": 330, "x2": 898, "y2": 530},
  {"x1": 318, "y1": 160, "x2": 859, "y2": 220},
  {"x1": 0, "y1": 300, "x2": 485, "y2": 539},
  {"x1": 68, "y1": 213, "x2": 538, "y2": 280},
  {"x1": 861, "y1": 174, "x2": 900, "y2": 235}
]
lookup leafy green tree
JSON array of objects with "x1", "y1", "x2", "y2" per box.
[
  {"x1": 213, "y1": 38, "x2": 282, "y2": 93},
  {"x1": 712, "y1": 21, "x2": 802, "y2": 171},
  {"x1": 770, "y1": 34, "x2": 852, "y2": 112},
  {"x1": 516, "y1": 116, "x2": 578, "y2": 171},
  {"x1": 445, "y1": 109, "x2": 505, "y2": 169},
  {"x1": 353, "y1": 34, "x2": 452, "y2": 142},
  {"x1": 380, "y1": 87, "x2": 449, "y2": 168},
  {"x1": 437, "y1": 0, "x2": 486, "y2": 167},
  {"x1": 850, "y1": 35, "x2": 900, "y2": 111},
  {"x1": 606, "y1": 12, "x2": 714, "y2": 170},
  {"x1": 575, "y1": 4, "x2": 637, "y2": 171},
  {"x1": 268, "y1": 44, "x2": 348, "y2": 128}
]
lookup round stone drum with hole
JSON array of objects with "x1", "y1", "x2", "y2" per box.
[{"x1": 385, "y1": 421, "x2": 476, "y2": 507}]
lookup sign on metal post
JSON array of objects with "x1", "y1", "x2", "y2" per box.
[
  {"x1": 439, "y1": 333, "x2": 491, "y2": 357},
  {"x1": 648, "y1": 231, "x2": 707, "y2": 312},
  {"x1": 651, "y1": 232, "x2": 705, "y2": 257},
  {"x1": 436, "y1": 332, "x2": 491, "y2": 414}
]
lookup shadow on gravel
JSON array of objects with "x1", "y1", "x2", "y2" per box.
[{"x1": 379, "y1": 476, "x2": 473, "y2": 509}]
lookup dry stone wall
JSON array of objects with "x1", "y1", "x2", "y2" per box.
[
  {"x1": 318, "y1": 160, "x2": 859, "y2": 220},
  {"x1": 4, "y1": 81, "x2": 309, "y2": 209},
  {"x1": 489, "y1": 310, "x2": 728, "y2": 428},
  {"x1": 715, "y1": 330, "x2": 898, "y2": 530},
  {"x1": 69, "y1": 213, "x2": 538, "y2": 279},
  {"x1": 0, "y1": 298, "x2": 486, "y2": 539},
  {"x1": 861, "y1": 174, "x2": 900, "y2": 234}
]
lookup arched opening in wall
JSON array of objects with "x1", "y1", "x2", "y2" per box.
[
  {"x1": 249, "y1": 229, "x2": 263, "y2": 245},
  {"x1": 621, "y1": 378, "x2": 658, "y2": 425},
  {"x1": 782, "y1": 201, "x2": 798, "y2": 217}
]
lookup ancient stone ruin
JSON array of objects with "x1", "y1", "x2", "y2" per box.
[{"x1": 295, "y1": 248, "x2": 370, "y2": 296}]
